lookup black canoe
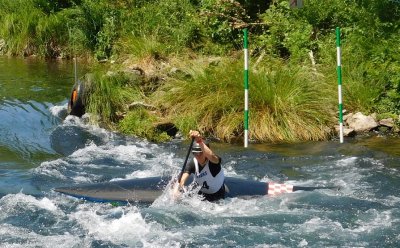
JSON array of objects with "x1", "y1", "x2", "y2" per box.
[{"x1": 54, "y1": 176, "x2": 336, "y2": 204}]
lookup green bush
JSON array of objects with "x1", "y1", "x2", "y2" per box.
[
  {"x1": 120, "y1": 0, "x2": 201, "y2": 54},
  {"x1": 33, "y1": 0, "x2": 80, "y2": 14},
  {"x1": 118, "y1": 109, "x2": 171, "y2": 142},
  {"x1": 153, "y1": 57, "x2": 335, "y2": 142},
  {"x1": 0, "y1": 0, "x2": 43, "y2": 55},
  {"x1": 1, "y1": 0, "x2": 400, "y2": 142},
  {"x1": 258, "y1": 1, "x2": 314, "y2": 62},
  {"x1": 198, "y1": 0, "x2": 249, "y2": 49},
  {"x1": 85, "y1": 69, "x2": 142, "y2": 124},
  {"x1": 257, "y1": 0, "x2": 400, "y2": 116}
]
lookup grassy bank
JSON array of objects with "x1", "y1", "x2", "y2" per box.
[
  {"x1": 1, "y1": 0, "x2": 399, "y2": 142},
  {"x1": 150, "y1": 56, "x2": 336, "y2": 142}
]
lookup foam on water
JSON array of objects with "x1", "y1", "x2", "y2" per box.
[
  {"x1": 36, "y1": 141, "x2": 178, "y2": 183},
  {"x1": 35, "y1": 114, "x2": 182, "y2": 185},
  {"x1": 7, "y1": 148, "x2": 400, "y2": 247},
  {"x1": 69, "y1": 203, "x2": 184, "y2": 247},
  {"x1": 0, "y1": 192, "x2": 83, "y2": 247},
  {"x1": 0, "y1": 192, "x2": 59, "y2": 215},
  {"x1": 62, "y1": 114, "x2": 115, "y2": 141},
  {"x1": 49, "y1": 103, "x2": 68, "y2": 119},
  {"x1": 222, "y1": 160, "x2": 240, "y2": 177},
  {"x1": 43, "y1": 137, "x2": 400, "y2": 246},
  {"x1": 0, "y1": 224, "x2": 81, "y2": 248},
  {"x1": 3, "y1": 103, "x2": 400, "y2": 247}
]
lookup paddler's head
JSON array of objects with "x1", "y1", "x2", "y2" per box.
[
  {"x1": 192, "y1": 141, "x2": 210, "y2": 161},
  {"x1": 192, "y1": 142, "x2": 203, "y2": 157}
]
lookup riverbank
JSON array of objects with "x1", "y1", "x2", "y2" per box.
[
  {"x1": 1, "y1": 0, "x2": 399, "y2": 143},
  {"x1": 72, "y1": 54, "x2": 399, "y2": 143},
  {"x1": 1, "y1": 37, "x2": 400, "y2": 248}
]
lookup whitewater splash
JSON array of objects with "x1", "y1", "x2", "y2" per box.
[{"x1": 0, "y1": 102, "x2": 399, "y2": 247}]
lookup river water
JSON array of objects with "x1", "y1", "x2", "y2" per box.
[{"x1": 0, "y1": 56, "x2": 399, "y2": 247}]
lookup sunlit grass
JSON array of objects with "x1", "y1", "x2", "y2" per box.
[
  {"x1": 114, "y1": 35, "x2": 169, "y2": 61},
  {"x1": 153, "y1": 56, "x2": 337, "y2": 142},
  {"x1": 0, "y1": 0, "x2": 89, "y2": 57},
  {"x1": 118, "y1": 109, "x2": 171, "y2": 142},
  {"x1": 1, "y1": 0, "x2": 398, "y2": 143},
  {"x1": 85, "y1": 69, "x2": 142, "y2": 126},
  {"x1": 0, "y1": 0, "x2": 43, "y2": 55}
]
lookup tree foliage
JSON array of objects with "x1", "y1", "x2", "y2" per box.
[{"x1": 254, "y1": 0, "x2": 400, "y2": 114}]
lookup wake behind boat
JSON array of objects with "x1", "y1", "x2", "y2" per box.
[{"x1": 54, "y1": 176, "x2": 337, "y2": 204}]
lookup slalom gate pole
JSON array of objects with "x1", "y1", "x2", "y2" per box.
[
  {"x1": 336, "y1": 27, "x2": 344, "y2": 143},
  {"x1": 243, "y1": 28, "x2": 249, "y2": 148},
  {"x1": 74, "y1": 57, "x2": 78, "y2": 84}
]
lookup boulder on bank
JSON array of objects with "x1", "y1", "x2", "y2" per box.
[
  {"x1": 335, "y1": 125, "x2": 356, "y2": 137},
  {"x1": 379, "y1": 118, "x2": 394, "y2": 128},
  {"x1": 345, "y1": 112, "x2": 379, "y2": 132}
]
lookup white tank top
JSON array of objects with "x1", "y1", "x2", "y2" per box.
[{"x1": 193, "y1": 158, "x2": 224, "y2": 194}]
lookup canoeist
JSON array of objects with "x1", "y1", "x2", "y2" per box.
[{"x1": 173, "y1": 130, "x2": 225, "y2": 201}]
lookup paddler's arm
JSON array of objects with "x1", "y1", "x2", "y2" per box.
[
  {"x1": 179, "y1": 172, "x2": 190, "y2": 188},
  {"x1": 189, "y1": 130, "x2": 220, "y2": 164},
  {"x1": 173, "y1": 172, "x2": 189, "y2": 199}
]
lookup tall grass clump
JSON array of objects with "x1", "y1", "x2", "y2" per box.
[
  {"x1": 118, "y1": 108, "x2": 171, "y2": 142},
  {"x1": 85, "y1": 69, "x2": 143, "y2": 126},
  {"x1": 317, "y1": 29, "x2": 399, "y2": 115},
  {"x1": 0, "y1": 0, "x2": 44, "y2": 56},
  {"x1": 84, "y1": 66, "x2": 173, "y2": 142},
  {"x1": 118, "y1": 0, "x2": 201, "y2": 55},
  {"x1": 258, "y1": 0, "x2": 400, "y2": 118},
  {"x1": 35, "y1": 7, "x2": 90, "y2": 58},
  {"x1": 152, "y1": 57, "x2": 243, "y2": 141},
  {"x1": 0, "y1": 0, "x2": 122, "y2": 58},
  {"x1": 153, "y1": 57, "x2": 336, "y2": 142},
  {"x1": 0, "y1": 0, "x2": 92, "y2": 57},
  {"x1": 114, "y1": 35, "x2": 169, "y2": 62},
  {"x1": 251, "y1": 61, "x2": 336, "y2": 142}
]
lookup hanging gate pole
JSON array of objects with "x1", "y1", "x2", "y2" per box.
[{"x1": 74, "y1": 57, "x2": 78, "y2": 84}]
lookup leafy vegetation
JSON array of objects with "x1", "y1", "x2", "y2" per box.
[
  {"x1": 84, "y1": 68, "x2": 142, "y2": 125},
  {"x1": 118, "y1": 108, "x2": 171, "y2": 142},
  {"x1": 0, "y1": 0, "x2": 399, "y2": 142}
]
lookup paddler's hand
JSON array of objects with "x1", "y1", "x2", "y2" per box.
[
  {"x1": 189, "y1": 130, "x2": 202, "y2": 143},
  {"x1": 172, "y1": 182, "x2": 185, "y2": 200}
]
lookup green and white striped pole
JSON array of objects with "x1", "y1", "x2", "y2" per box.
[
  {"x1": 336, "y1": 27, "x2": 344, "y2": 143},
  {"x1": 243, "y1": 28, "x2": 249, "y2": 148}
]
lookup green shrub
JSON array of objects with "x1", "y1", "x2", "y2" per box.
[
  {"x1": 258, "y1": 1, "x2": 314, "y2": 62},
  {"x1": 198, "y1": 0, "x2": 249, "y2": 49},
  {"x1": 85, "y1": 69, "x2": 142, "y2": 124},
  {"x1": 0, "y1": 0, "x2": 44, "y2": 55},
  {"x1": 120, "y1": 0, "x2": 201, "y2": 54},
  {"x1": 153, "y1": 56, "x2": 336, "y2": 142},
  {"x1": 118, "y1": 109, "x2": 171, "y2": 142}
]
